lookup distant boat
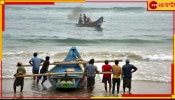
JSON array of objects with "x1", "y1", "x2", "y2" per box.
[
  {"x1": 76, "y1": 16, "x2": 103, "y2": 27},
  {"x1": 48, "y1": 47, "x2": 87, "y2": 89}
]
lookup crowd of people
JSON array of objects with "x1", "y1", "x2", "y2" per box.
[
  {"x1": 13, "y1": 52, "x2": 50, "y2": 93},
  {"x1": 13, "y1": 53, "x2": 137, "y2": 95},
  {"x1": 78, "y1": 14, "x2": 92, "y2": 24},
  {"x1": 85, "y1": 58, "x2": 137, "y2": 94}
]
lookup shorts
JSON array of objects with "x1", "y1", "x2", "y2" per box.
[
  {"x1": 37, "y1": 69, "x2": 47, "y2": 80},
  {"x1": 13, "y1": 78, "x2": 24, "y2": 87},
  {"x1": 102, "y1": 78, "x2": 111, "y2": 84},
  {"x1": 123, "y1": 78, "x2": 131, "y2": 88},
  {"x1": 87, "y1": 76, "x2": 95, "y2": 87},
  {"x1": 33, "y1": 70, "x2": 39, "y2": 74}
]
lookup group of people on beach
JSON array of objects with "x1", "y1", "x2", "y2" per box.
[
  {"x1": 13, "y1": 52, "x2": 50, "y2": 93},
  {"x1": 78, "y1": 13, "x2": 92, "y2": 24},
  {"x1": 13, "y1": 52, "x2": 137, "y2": 95},
  {"x1": 85, "y1": 58, "x2": 137, "y2": 94}
]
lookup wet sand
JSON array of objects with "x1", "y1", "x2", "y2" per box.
[{"x1": 2, "y1": 78, "x2": 171, "y2": 99}]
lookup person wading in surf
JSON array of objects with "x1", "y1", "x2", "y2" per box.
[
  {"x1": 29, "y1": 52, "x2": 44, "y2": 81},
  {"x1": 37, "y1": 56, "x2": 50, "y2": 84}
]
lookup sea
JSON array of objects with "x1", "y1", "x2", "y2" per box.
[{"x1": 2, "y1": 3, "x2": 173, "y2": 83}]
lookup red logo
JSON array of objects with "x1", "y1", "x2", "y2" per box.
[{"x1": 149, "y1": 1, "x2": 157, "y2": 9}]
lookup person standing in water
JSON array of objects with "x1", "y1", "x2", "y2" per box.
[
  {"x1": 37, "y1": 56, "x2": 50, "y2": 84},
  {"x1": 29, "y1": 52, "x2": 44, "y2": 81}
]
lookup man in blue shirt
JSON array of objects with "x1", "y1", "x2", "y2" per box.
[
  {"x1": 29, "y1": 52, "x2": 44, "y2": 81},
  {"x1": 122, "y1": 59, "x2": 137, "y2": 94}
]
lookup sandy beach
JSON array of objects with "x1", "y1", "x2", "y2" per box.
[
  {"x1": 3, "y1": 3, "x2": 173, "y2": 99},
  {"x1": 2, "y1": 78, "x2": 171, "y2": 99}
]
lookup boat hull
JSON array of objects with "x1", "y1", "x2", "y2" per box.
[
  {"x1": 48, "y1": 47, "x2": 87, "y2": 89},
  {"x1": 76, "y1": 16, "x2": 103, "y2": 27}
]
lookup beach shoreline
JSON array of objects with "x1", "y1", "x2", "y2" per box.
[{"x1": 2, "y1": 78, "x2": 171, "y2": 99}]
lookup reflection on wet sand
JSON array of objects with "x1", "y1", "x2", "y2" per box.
[{"x1": 2, "y1": 78, "x2": 171, "y2": 99}]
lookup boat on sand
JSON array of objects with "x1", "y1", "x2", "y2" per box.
[{"x1": 48, "y1": 47, "x2": 87, "y2": 88}]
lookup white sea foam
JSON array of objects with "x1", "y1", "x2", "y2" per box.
[{"x1": 144, "y1": 54, "x2": 172, "y2": 61}]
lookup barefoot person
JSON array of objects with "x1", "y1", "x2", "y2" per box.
[
  {"x1": 13, "y1": 62, "x2": 26, "y2": 93},
  {"x1": 37, "y1": 56, "x2": 50, "y2": 84},
  {"x1": 112, "y1": 60, "x2": 122, "y2": 94},
  {"x1": 122, "y1": 59, "x2": 137, "y2": 94},
  {"x1": 102, "y1": 60, "x2": 112, "y2": 93},
  {"x1": 85, "y1": 58, "x2": 99, "y2": 93}
]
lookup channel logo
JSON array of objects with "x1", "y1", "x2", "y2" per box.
[{"x1": 149, "y1": 1, "x2": 158, "y2": 9}]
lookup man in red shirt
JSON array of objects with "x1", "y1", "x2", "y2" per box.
[{"x1": 102, "y1": 60, "x2": 112, "y2": 92}]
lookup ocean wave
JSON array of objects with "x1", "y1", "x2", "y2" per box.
[
  {"x1": 2, "y1": 50, "x2": 172, "y2": 61},
  {"x1": 6, "y1": 6, "x2": 171, "y2": 15},
  {"x1": 143, "y1": 54, "x2": 172, "y2": 61},
  {"x1": 6, "y1": 37, "x2": 172, "y2": 45},
  {"x1": 5, "y1": 6, "x2": 148, "y2": 13}
]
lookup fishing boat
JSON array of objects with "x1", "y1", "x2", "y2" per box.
[
  {"x1": 16, "y1": 46, "x2": 123, "y2": 89},
  {"x1": 48, "y1": 47, "x2": 87, "y2": 88},
  {"x1": 76, "y1": 16, "x2": 103, "y2": 27}
]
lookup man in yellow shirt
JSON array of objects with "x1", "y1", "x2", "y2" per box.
[{"x1": 112, "y1": 60, "x2": 122, "y2": 94}]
